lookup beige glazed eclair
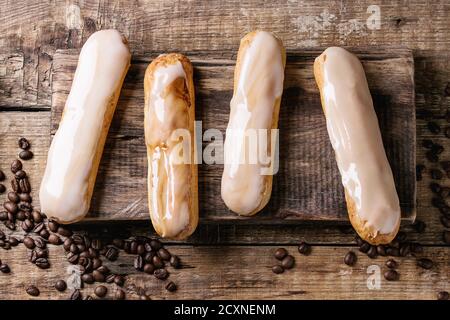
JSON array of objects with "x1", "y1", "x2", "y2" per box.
[
  {"x1": 314, "y1": 47, "x2": 401, "y2": 245},
  {"x1": 144, "y1": 53, "x2": 198, "y2": 240},
  {"x1": 39, "y1": 29, "x2": 131, "y2": 224},
  {"x1": 221, "y1": 31, "x2": 286, "y2": 216}
]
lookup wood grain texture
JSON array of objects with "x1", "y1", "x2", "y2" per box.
[
  {"x1": 0, "y1": 244, "x2": 448, "y2": 300},
  {"x1": 50, "y1": 49, "x2": 416, "y2": 223}
]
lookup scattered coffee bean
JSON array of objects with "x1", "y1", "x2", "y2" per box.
[
  {"x1": 367, "y1": 245, "x2": 378, "y2": 259},
  {"x1": 32, "y1": 210, "x2": 42, "y2": 222},
  {"x1": 70, "y1": 289, "x2": 82, "y2": 300},
  {"x1": 281, "y1": 255, "x2": 295, "y2": 269},
  {"x1": 298, "y1": 242, "x2": 312, "y2": 255},
  {"x1": 385, "y1": 259, "x2": 398, "y2": 269},
  {"x1": 10, "y1": 178, "x2": 20, "y2": 193},
  {"x1": 26, "y1": 285, "x2": 40, "y2": 297},
  {"x1": 0, "y1": 170, "x2": 5, "y2": 181},
  {"x1": 7, "y1": 192, "x2": 19, "y2": 203},
  {"x1": 143, "y1": 263, "x2": 155, "y2": 274},
  {"x1": 57, "y1": 226, "x2": 72, "y2": 237},
  {"x1": 105, "y1": 246, "x2": 119, "y2": 261},
  {"x1": 134, "y1": 256, "x2": 144, "y2": 271},
  {"x1": 344, "y1": 251, "x2": 357, "y2": 266},
  {"x1": 152, "y1": 255, "x2": 164, "y2": 269},
  {"x1": 92, "y1": 257, "x2": 102, "y2": 269},
  {"x1": 10, "y1": 160, "x2": 22, "y2": 173},
  {"x1": 377, "y1": 245, "x2": 387, "y2": 256},
  {"x1": 399, "y1": 243, "x2": 411, "y2": 257},
  {"x1": 18, "y1": 138, "x2": 30, "y2": 150},
  {"x1": 93, "y1": 270, "x2": 105, "y2": 282},
  {"x1": 427, "y1": 121, "x2": 441, "y2": 134},
  {"x1": 114, "y1": 275, "x2": 125, "y2": 287},
  {"x1": 170, "y1": 255, "x2": 181, "y2": 269},
  {"x1": 21, "y1": 219, "x2": 34, "y2": 232},
  {"x1": 0, "y1": 211, "x2": 7, "y2": 221},
  {"x1": 0, "y1": 264, "x2": 10, "y2": 273},
  {"x1": 166, "y1": 281, "x2": 177, "y2": 292},
  {"x1": 150, "y1": 239, "x2": 162, "y2": 250},
  {"x1": 48, "y1": 220, "x2": 59, "y2": 232},
  {"x1": 4, "y1": 221, "x2": 15, "y2": 231},
  {"x1": 437, "y1": 291, "x2": 449, "y2": 300},
  {"x1": 39, "y1": 229, "x2": 50, "y2": 239},
  {"x1": 91, "y1": 239, "x2": 103, "y2": 250},
  {"x1": 55, "y1": 280, "x2": 67, "y2": 292},
  {"x1": 114, "y1": 289, "x2": 126, "y2": 300},
  {"x1": 15, "y1": 170, "x2": 26, "y2": 179},
  {"x1": 0, "y1": 184, "x2": 5, "y2": 194},
  {"x1": 417, "y1": 258, "x2": 433, "y2": 270},
  {"x1": 154, "y1": 268, "x2": 169, "y2": 280},
  {"x1": 19, "y1": 150, "x2": 33, "y2": 160},
  {"x1": 3, "y1": 201, "x2": 18, "y2": 214},
  {"x1": 97, "y1": 265, "x2": 110, "y2": 274},
  {"x1": 431, "y1": 143, "x2": 444, "y2": 154},
  {"x1": 19, "y1": 178, "x2": 31, "y2": 193},
  {"x1": 8, "y1": 236, "x2": 19, "y2": 247},
  {"x1": 105, "y1": 274, "x2": 116, "y2": 283},
  {"x1": 443, "y1": 230, "x2": 450, "y2": 244},
  {"x1": 272, "y1": 265, "x2": 284, "y2": 274},
  {"x1": 48, "y1": 234, "x2": 62, "y2": 245},
  {"x1": 23, "y1": 236, "x2": 35, "y2": 249},
  {"x1": 158, "y1": 248, "x2": 171, "y2": 261},
  {"x1": 81, "y1": 273, "x2": 94, "y2": 284},
  {"x1": 359, "y1": 242, "x2": 371, "y2": 253},
  {"x1": 112, "y1": 238, "x2": 124, "y2": 249},
  {"x1": 384, "y1": 269, "x2": 399, "y2": 281},
  {"x1": 386, "y1": 247, "x2": 400, "y2": 257},
  {"x1": 94, "y1": 285, "x2": 107, "y2": 298},
  {"x1": 426, "y1": 150, "x2": 438, "y2": 163},
  {"x1": 274, "y1": 248, "x2": 287, "y2": 260},
  {"x1": 35, "y1": 258, "x2": 50, "y2": 269}
]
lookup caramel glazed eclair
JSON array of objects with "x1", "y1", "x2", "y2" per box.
[
  {"x1": 39, "y1": 30, "x2": 131, "y2": 224},
  {"x1": 144, "y1": 54, "x2": 198, "y2": 240},
  {"x1": 221, "y1": 31, "x2": 286, "y2": 216},
  {"x1": 314, "y1": 47, "x2": 401, "y2": 245}
]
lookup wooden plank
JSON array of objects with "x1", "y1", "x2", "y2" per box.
[
  {"x1": 50, "y1": 49, "x2": 416, "y2": 223},
  {"x1": 0, "y1": 244, "x2": 448, "y2": 300}
]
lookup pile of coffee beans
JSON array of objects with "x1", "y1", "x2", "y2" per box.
[
  {"x1": 271, "y1": 247, "x2": 295, "y2": 274},
  {"x1": 0, "y1": 138, "x2": 183, "y2": 300}
]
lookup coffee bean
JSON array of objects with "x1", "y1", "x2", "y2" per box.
[
  {"x1": 344, "y1": 251, "x2": 357, "y2": 266},
  {"x1": 386, "y1": 247, "x2": 400, "y2": 257},
  {"x1": 0, "y1": 211, "x2": 7, "y2": 221},
  {"x1": 57, "y1": 226, "x2": 72, "y2": 237},
  {"x1": 274, "y1": 248, "x2": 287, "y2": 260},
  {"x1": 143, "y1": 251, "x2": 154, "y2": 263},
  {"x1": 31, "y1": 210, "x2": 42, "y2": 223},
  {"x1": 417, "y1": 258, "x2": 433, "y2": 270},
  {"x1": 143, "y1": 263, "x2": 155, "y2": 274},
  {"x1": 3, "y1": 201, "x2": 18, "y2": 214},
  {"x1": 0, "y1": 184, "x2": 5, "y2": 194},
  {"x1": 55, "y1": 280, "x2": 67, "y2": 292},
  {"x1": 400, "y1": 243, "x2": 411, "y2": 257},
  {"x1": 105, "y1": 246, "x2": 119, "y2": 261},
  {"x1": 152, "y1": 255, "x2": 164, "y2": 269},
  {"x1": 150, "y1": 239, "x2": 162, "y2": 250},
  {"x1": 112, "y1": 238, "x2": 124, "y2": 249},
  {"x1": 430, "y1": 169, "x2": 443, "y2": 180},
  {"x1": 130, "y1": 241, "x2": 138, "y2": 254},
  {"x1": 70, "y1": 289, "x2": 82, "y2": 300},
  {"x1": 21, "y1": 219, "x2": 34, "y2": 232},
  {"x1": 114, "y1": 275, "x2": 125, "y2": 287},
  {"x1": 23, "y1": 236, "x2": 35, "y2": 249},
  {"x1": 67, "y1": 252, "x2": 79, "y2": 264},
  {"x1": 97, "y1": 265, "x2": 110, "y2": 274},
  {"x1": 4, "y1": 220, "x2": 16, "y2": 231},
  {"x1": 35, "y1": 248, "x2": 48, "y2": 259},
  {"x1": 384, "y1": 269, "x2": 399, "y2": 281},
  {"x1": 134, "y1": 256, "x2": 144, "y2": 271},
  {"x1": 69, "y1": 243, "x2": 79, "y2": 254},
  {"x1": 377, "y1": 245, "x2": 387, "y2": 256},
  {"x1": 272, "y1": 265, "x2": 284, "y2": 274},
  {"x1": 18, "y1": 137, "x2": 30, "y2": 150},
  {"x1": 32, "y1": 222, "x2": 44, "y2": 234},
  {"x1": 0, "y1": 170, "x2": 4, "y2": 181},
  {"x1": 431, "y1": 143, "x2": 444, "y2": 155},
  {"x1": 0, "y1": 264, "x2": 10, "y2": 273},
  {"x1": 105, "y1": 274, "x2": 115, "y2": 283},
  {"x1": 443, "y1": 230, "x2": 450, "y2": 244},
  {"x1": 15, "y1": 170, "x2": 26, "y2": 179},
  {"x1": 18, "y1": 201, "x2": 31, "y2": 212},
  {"x1": 93, "y1": 270, "x2": 105, "y2": 282},
  {"x1": 385, "y1": 259, "x2": 398, "y2": 269},
  {"x1": 48, "y1": 234, "x2": 62, "y2": 245},
  {"x1": 26, "y1": 285, "x2": 40, "y2": 297},
  {"x1": 437, "y1": 291, "x2": 449, "y2": 300},
  {"x1": 158, "y1": 248, "x2": 171, "y2": 261},
  {"x1": 426, "y1": 150, "x2": 439, "y2": 163},
  {"x1": 10, "y1": 178, "x2": 20, "y2": 193},
  {"x1": 94, "y1": 285, "x2": 107, "y2": 298},
  {"x1": 48, "y1": 220, "x2": 59, "y2": 232},
  {"x1": 63, "y1": 238, "x2": 72, "y2": 251},
  {"x1": 298, "y1": 242, "x2": 312, "y2": 255},
  {"x1": 366, "y1": 246, "x2": 377, "y2": 259},
  {"x1": 170, "y1": 255, "x2": 181, "y2": 269},
  {"x1": 91, "y1": 239, "x2": 103, "y2": 250},
  {"x1": 165, "y1": 281, "x2": 177, "y2": 292},
  {"x1": 39, "y1": 229, "x2": 50, "y2": 239},
  {"x1": 281, "y1": 255, "x2": 295, "y2": 269},
  {"x1": 114, "y1": 289, "x2": 126, "y2": 300},
  {"x1": 10, "y1": 160, "x2": 22, "y2": 173},
  {"x1": 8, "y1": 236, "x2": 19, "y2": 247},
  {"x1": 82, "y1": 273, "x2": 94, "y2": 284},
  {"x1": 422, "y1": 139, "x2": 434, "y2": 149},
  {"x1": 427, "y1": 121, "x2": 441, "y2": 134},
  {"x1": 136, "y1": 244, "x2": 145, "y2": 256},
  {"x1": 359, "y1": 242, "x2": 371, "y2": 253},
  {"x1": 35, "y1": 258, "x2": 50, "y2": 269},
  {"x1": 19, "y1": 150, "x2": 33, "y2": 160},
  {"x1": 440, "y1": 216, "x2": 450, "y2": 228},
  {"x1": 92, "y1": 257, "x2": 102, "y2": 269},
  {"x1": 154, "y1": 268, "x2": 169, "y2": 280}
]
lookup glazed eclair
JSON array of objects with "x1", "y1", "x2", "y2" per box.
[
  {"x1": 221, "y1": 31, "x2": 286, "y2": 216},
  {"x1": 144, "y1": 54, "x2": 198, "y2": 240},
  {"x1": 39, "y1": 29, "x2": 131, "y2": 224},
  {"x1": 314, "y1": 47, "x2": 401, "y2": 245}
]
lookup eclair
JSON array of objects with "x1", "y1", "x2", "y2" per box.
[
  {"x1": 221, "y1": 31, "x2": 286, "y2": 216},
  {"x1": 39, "y1": 29, "x2": 131, "y2": 224},
  {"x1": 314, "y1": 47, "x2": 401, "y2": 245},
  {"x1": 144, "y1": 53, "x2": 198, "y2": 240}
]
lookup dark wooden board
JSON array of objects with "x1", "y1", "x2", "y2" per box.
[{"x1": 50, "y1": 48, "x2": 415, "y2": 223}]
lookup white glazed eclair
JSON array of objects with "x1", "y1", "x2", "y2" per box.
[
  {"x1": 39, "y1": 30, "x2": 131, "y2": 224},
  {"x1": 221, "y1": 31, "x2": 286, "y2": 216},
  {"x1": 144, "y1": 53, "x2": 198, "y2": 240},
  {"x1": 314, "y1": 47, "x2": 401, "y2": 245}
]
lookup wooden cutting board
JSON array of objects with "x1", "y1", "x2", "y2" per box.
[{"x1": 50, "y1": 48, "x2": 415, "y2": 223}]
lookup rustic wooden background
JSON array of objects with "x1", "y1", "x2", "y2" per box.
[{"x1": 0, "y1": 0, "x2": 449, "y2": 299}]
